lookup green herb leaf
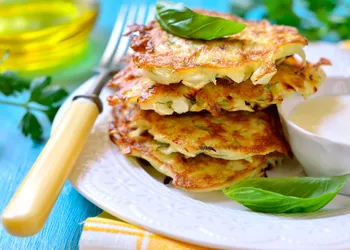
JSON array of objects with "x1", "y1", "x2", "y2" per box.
[
  {"x1": 0, "y1": 71, "x2": 31, "y2": 96},
  {"x1": 223, "y1": 175, "x2": 350, "y2": 213},
  {"x1": 33, "y1": 86, "x2": 68, "y2": 106},
  {"x1": 29, "y1": 76, "x2": 52, "y2": 102},
  {"x1": 0, "y1": 69, "x2": 68, "y2": 141},
  {"x1": 230, "y1": 0, "x2": 350, "y2": 42},
  {"x1": 20, "y1": 111, "x2": 43, "y2": 140},
  {"x1": 155, "y1": 1, "x2": 246, "y2": 40}
]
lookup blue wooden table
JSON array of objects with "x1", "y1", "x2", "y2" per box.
[{"x1": 0, "y1": 1, "x2": 228, "y2": 249}]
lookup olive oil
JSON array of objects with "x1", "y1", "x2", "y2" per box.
[{"x1": 0, "y1": 0, "x2": 98, "y2": 73}]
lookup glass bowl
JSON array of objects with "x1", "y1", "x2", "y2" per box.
[{"x1": 0, "y1": 0, "x2": 99, "y2": 73}]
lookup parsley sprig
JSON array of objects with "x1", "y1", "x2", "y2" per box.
[{"x1": 0, "y1": 72, "x2": 68, "y2": 140}]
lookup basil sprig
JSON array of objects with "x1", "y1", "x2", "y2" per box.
[
  {"x1": 223, "y1": 174, "x2": 350, "y2": 213},
  {"x1": 155, "y1": 1, "x2": 246, "y2": 40}
]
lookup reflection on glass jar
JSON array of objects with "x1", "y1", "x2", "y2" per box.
[{"x1": 0, "y1": 0, "x2": 98, "y2": 73}]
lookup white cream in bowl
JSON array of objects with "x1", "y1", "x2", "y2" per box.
[
  {"x1": 278, "y1": 78, "x2": 350, "y2": 195},
  {"x1": 290, "y1": 95, "x2": 350, "y2": 145}
]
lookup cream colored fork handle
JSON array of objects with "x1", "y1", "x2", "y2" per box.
[{"x1": 2, "y1": 100, "x2": 99, "y2": 237}]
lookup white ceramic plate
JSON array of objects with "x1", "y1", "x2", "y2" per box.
[{"x1": 53, "y1": 44, "x2": 350, "y2": 250}]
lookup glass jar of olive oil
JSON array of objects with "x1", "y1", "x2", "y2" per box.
[{"x1": 0, "y1": 0, "x2": 98, "y2": 73}]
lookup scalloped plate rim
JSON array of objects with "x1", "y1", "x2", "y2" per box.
[{"x1": 53, "y1": 74, "x2": 350, "y2": 249}]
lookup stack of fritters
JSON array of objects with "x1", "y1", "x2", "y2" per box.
[{"x1": 108, "y1": 11, "x2": 329, "y2": 192}]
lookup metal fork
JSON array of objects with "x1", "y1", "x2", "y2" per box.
[
  {"x1": 75, "y1": 4, "x2": 155, "y2": 110},
  {"x1": 2, "y1": 4, "x2": 154, "y2": 237}
]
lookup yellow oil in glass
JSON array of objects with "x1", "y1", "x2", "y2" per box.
[{"x1": 0, "y1": 0, "x2": 98, "y2": 73}]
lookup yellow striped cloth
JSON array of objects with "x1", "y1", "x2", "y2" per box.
[
  {"x1": 341, "y1": 40, "x2": 350, "y2": 49},
  {"x1": 79, "y1": 212, "x2": 212, "y2": 250}
]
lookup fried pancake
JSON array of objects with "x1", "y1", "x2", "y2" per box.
[
  {"x1": 109, "y1": 101, "x2": 290, "y2": 161},
  {"x1": 108, "y1": 57, "x2": 329, "y2": 116},
  {"x1": 127, "y1": 10, "x2": 307, "y2": 88},
  {"x1": 109, "y1": 103, "x2": 284, "y2": 191}
]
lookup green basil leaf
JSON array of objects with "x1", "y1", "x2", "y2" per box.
[
  {"x1": 0, "y1": 71, "x2": 31, "y2": 96},
  {"x1": 20, "y1": 111, "x2": 43, "y2": 140},
  {"x1": 29, "y1": 76, "x2": 52, "y2": 102},
  {"x1": 33, "y1": 86, "x2": 68, "y2": 106},
  {"x1": 223, "y1": 175, "x2": 350, "y2": 213},
  {"x1": 155, "y1": 1, "x2": 246, "y2": 40}
]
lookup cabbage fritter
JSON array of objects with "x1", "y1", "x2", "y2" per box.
[
  {"x1": 109, "y1": 103, "x2": 284, "y2": 191},
  {"x1": 109, "y1": 101, "x2": 290, "y2": 161},
  {"x1": 127, "y1": 10, "x2": 308, "y2": 88},
  {"x1": 108, "y1": 57, "x2": 329, "y2": 116}
]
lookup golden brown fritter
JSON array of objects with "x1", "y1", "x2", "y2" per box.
[
  {"x1": 109, "y1": 103, "x2": 284, "y2": 191},
  {"x1": 108, "y1": 100, "x2": 290, "y2": 161},
  {"x1": 127, "y1": 10, "x2": 308, "y2": 88},
  {"x1": 108, "y1": 57, "x2": 329, "y2": 116}
]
